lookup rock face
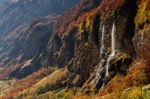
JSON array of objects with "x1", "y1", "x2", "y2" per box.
[
  {"x1": 133, "y1": 24, "x2": 150, "y2": 64},
  {"x1": 0, "y1": 0, "x2": 82, "y2": 79},
  {"x1": 0, "y1": 16, "x2": 58, "y2": 78},
  {"x1": 33, "y1": 0, "x2": 149, "y2": 93},
  {"x1": 0, "y1": 0, "x2": 80, "y2": 37},
  {"x1": 133, "y1": 0, "x2": 150, "y2": 64},
  {"x1": 48, "y1": 0, "x2": 138, "y2": 89},
  {"x1": 45, "y1": 0, "x2": 97, "y2": 68},
  {"x1": 31, "y1": 0, "x2": 149, "y2": 95},
  {"x1": 0, "y1": 0, "x2": 150, "y2": 97}
]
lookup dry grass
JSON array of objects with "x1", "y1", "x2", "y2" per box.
[
  {"x1": 16, "y1": 67, "x2": 68, "y2": 98},
  {"x1": 1, "y1": 67, "x2": 56, "y2": 99}
]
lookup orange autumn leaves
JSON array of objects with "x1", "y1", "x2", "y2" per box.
[{"x1": 101, "y1": 61, "x2": 149, "y2": 96}]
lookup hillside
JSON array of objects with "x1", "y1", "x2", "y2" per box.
[
  {"x1": 0, "y1": 0, "x2": 81, "y2": 37},
  {"x1": 0, "y1": 0, "x2": 150, "y2": 99},
  {"x1": 0, "y1": 0, "x2": 81, "y2": 79},
  {"x1": 0, "y1": 15, "x2": 59, "y2": 79}
]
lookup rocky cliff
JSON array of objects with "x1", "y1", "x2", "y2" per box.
[
  {"x1": 49, "y1": 0, "x2": 138, "y2": 88},
  {"x1": 38, "y1": 0, "x2": 149, "y2": 97},
  {"x1": 0, "y1": 0, "x2": 149, "y2": 98},
  {"x1": 0, "y1": 0, "x2": 81, "y2": 79}
]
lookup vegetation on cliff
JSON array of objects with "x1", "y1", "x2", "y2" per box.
[{"x1": 0, "y1": 0, "x2": 150, "y2": 99}]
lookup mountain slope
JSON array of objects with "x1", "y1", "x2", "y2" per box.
[
  {"x1": 19, "y1": 0, "x2": 149, "y2": 98},
  {"x1": 0, "y1": 0, "x2": 82, "y2": 79},
  {"x1": 0, "y1": 15, "x2": 59, "y2": 79},
  {"x1": 0, "y1": 0, "x2": 81, "y2": 37},
  {"x1": 0, "y1": 0, "x2": 150, "y2": 98}
]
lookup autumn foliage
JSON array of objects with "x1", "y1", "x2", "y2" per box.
[
  {"x1": 1, "y1": 67, "x2": 56, "y2": 99},
  {"x1": 135, "y1": 0, "x2": 150, "y2": 27},
  {"x1": 100, "y1": 61, "x2": 150, "y2": 96},
  {"x1": 100, "y1": 0, "x2": 124, "y2": 13}
]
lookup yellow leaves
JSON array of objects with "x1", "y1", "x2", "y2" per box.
[
  {"x1": 101, "y1": 61, "x2": 149, "y2": 96},
  {"x1": 126, "y1": 87, "x2": 143, "y2": 99},
  {"x1": 135, "y1": 0, "x2": 150, "y2": 27},
  {"x1": 85, "y1": 17, "x2": 92, "y2": 33},
  {"x1": 120, "y1": 86, "x2": 150, "y2": 99},
  {"x1": 78, "y1": 16, "x2": 93, "y2": 34},
  {"x1": 78, "y1": 23, "x2": 84, "y2": 33}
]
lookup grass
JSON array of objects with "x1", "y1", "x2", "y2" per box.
[
  {"x1": 2, "y1": 67, "x2": 56, "y2": 99},
  {"x1": 16, "y1": 67, "x2": 68, "y2": 99}
]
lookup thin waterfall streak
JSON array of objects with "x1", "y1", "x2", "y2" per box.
[
  {"x1": 111, "y1": 22, "x2": 116, "y2": 53},
  {"x1": 105, "y1": 22, "x2": 116, "y2": 77},
  {"x1": 93, "y1": 22, "x2": 116, "y2": 85},
  {"x1": 96, "y1": 25, "x2": 105, "y2": 81},
  {"x1": 92, "y1": 25, "x2": 105, "y2": 84},
  {"x1": 100, "y1": 25, "x2": 105, "y2": 56}
]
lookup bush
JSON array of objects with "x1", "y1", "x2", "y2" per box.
[{"x1": 135, "y1": 0, "x2": 150, "y2": 27}]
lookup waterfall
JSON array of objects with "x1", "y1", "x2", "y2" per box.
[
  {"x1": 92, "y1": 25, "x2": 105, "y2": 84},
  {"x1": 100, "y1": 25, "x2": 105, "y2": 57},
  {"x1": 105, "y1": 22, "x2": 116, "y2": 77},
  {"x1": 92, "y1": 22, "x2": 116, "y2": 85}
]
